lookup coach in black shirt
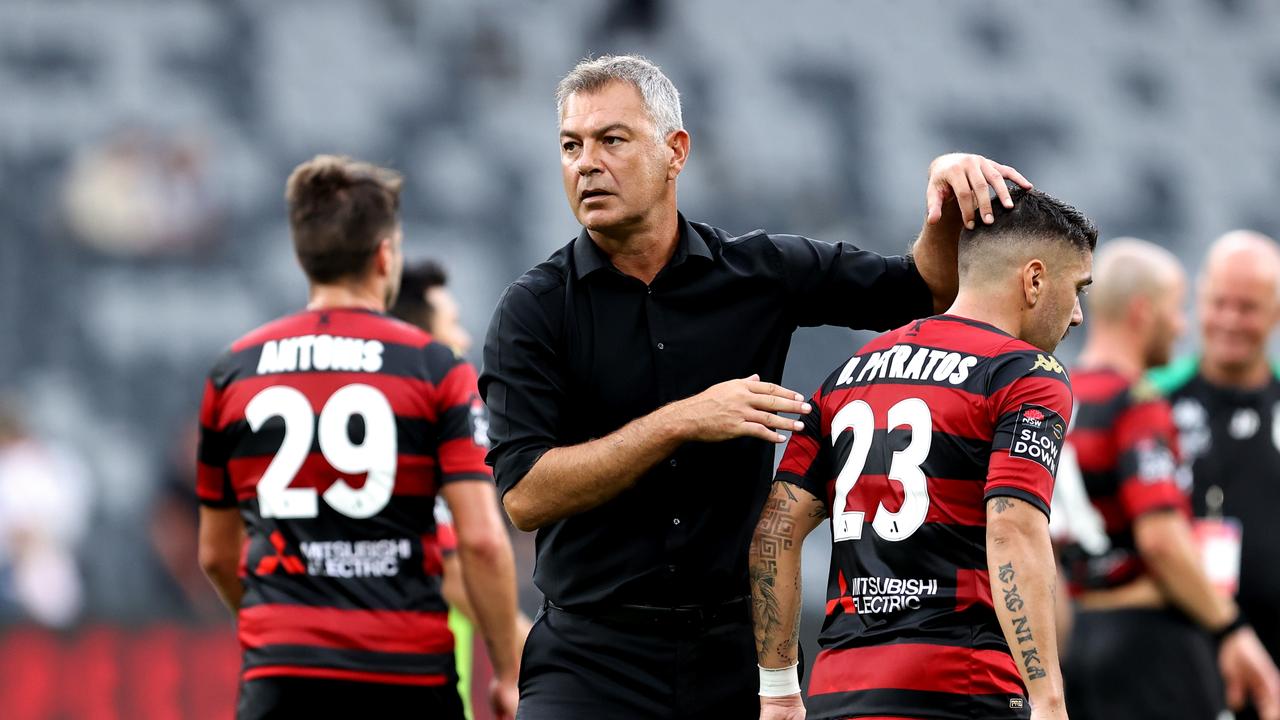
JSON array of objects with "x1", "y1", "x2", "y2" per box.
[{"x1": 481, "y1": 55, "x2": 1033, "y2": 719}]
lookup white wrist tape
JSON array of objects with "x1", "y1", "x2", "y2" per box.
[{"x1": 758, "y1": 663, "x2": 801, "y2": 697}]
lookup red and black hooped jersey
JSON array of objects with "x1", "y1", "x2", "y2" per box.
[
  {"x1": 1058, "y1": 368, "x2": 1188, "y2": 595},
  {"x1": 776, "y1": 315, "x2": 1072, "y2": 720},
  {"x1": 196, "y1": 308, "x2": 491, "y2": 686}
]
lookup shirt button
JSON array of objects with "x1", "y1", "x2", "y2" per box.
[
  {"x1": 656, "y1": 342, "x2": 665, "y2": 350},
  {"x1": 667, "y1": 564, "x2": 677, "y2": 573},
  {"x1": 669, "y1": 458, "x2": 678, "y2": 468},
  {"x1": 672, "y1": 517, "x2": 681, "y2": 526}
]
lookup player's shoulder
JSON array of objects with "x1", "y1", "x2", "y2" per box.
[
  {"x1": 509, "y1": 243, "x2": 572, "y2": 299},
  {"x1": 986, "y1": 337, "x2": 1071, "y2": 394}
]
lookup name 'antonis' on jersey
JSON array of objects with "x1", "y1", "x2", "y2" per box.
[{"x1": 256, "y1": 334, "x2": 385, "y2": 374}]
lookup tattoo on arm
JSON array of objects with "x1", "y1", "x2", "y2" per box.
[
  {"x1": 997, "y1": 562, "x2": 1046, "y2": 681},
  {"x1": 992, "y1": 497, "x2": 1014, "y2": 514},
  {"x1": 750, "y1": 492, "x2": 800, "y2": 665}
]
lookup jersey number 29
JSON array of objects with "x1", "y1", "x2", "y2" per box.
[
  {"x1": 830, "y1": 397, "x2": 931, "y2": 543},
  {"x1": 245, "y1": 384, "x2": 397, "y2": 520}
]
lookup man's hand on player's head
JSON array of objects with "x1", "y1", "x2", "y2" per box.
[
  {"x1": 760, "y1": 693, "x2": 806, "y2": 720},
  {"x1": 926, "y1": 153, "x2": 1033, "y2": 230},
  {"x1": 1220, "y1": 625, "x2": 1280, "y2": 720},
  {"x1": 662, "y1": 374, "x2": 810, "y2": 445}
]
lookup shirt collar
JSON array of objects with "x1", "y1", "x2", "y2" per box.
[{"x1": 572, "y1": 213, "x2": 713, "y2": 280}]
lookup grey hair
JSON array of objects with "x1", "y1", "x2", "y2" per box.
[{"x1": 556, "y1": 54, "x2": 683, "y2": 141}]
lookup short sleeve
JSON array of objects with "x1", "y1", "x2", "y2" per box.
[
  {"x1": 770, "y1": 234, "x2": 934, "y2": 331},
  {"x1": 434, "y1": 499, "x2": 458, "y2": 555},
  {"x1": 774, "y1": 388, "x2": 831, "y2": 507},
  {"x1": 196, "y1": 377, "x2": 236, "y2": 508},
  {"x1": 479, "y1": 283, "x2": 568, "y2": 497},
  {"x1": 432, "y1": 353, "x2": 493, "y2": 485},
  {"x1": 985, "y1": 350, "x2": 1074, "y2": 518},
  {"x1": 1113, "y1": 393, "x2": 1189, "y2": 519}
]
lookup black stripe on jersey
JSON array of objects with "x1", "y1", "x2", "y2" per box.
[
  {"x1": 1082, "y1": 468, "x2": 1121, "y2": 498},
  {"x1": 210, "y1": 342, "x2": 449, "y2": 391},
  {"x1": 985, "y1": 486, "x2": 1050, "y2": 517},
  {"x1": 241, "y1": 581, "x2": 450, "y2": 614},
  {"x1": 820, "y1": 605, "x2": 1009, "y2": 652},
  {"x1": 807, "y1": 688, "x2": 1028, "y2": 720},
  {"x1": 223, "y1": 417, "x2": 444, "y2": 460},
  {"x1": 1073, "y1": 391, "x2": 1132, "y2": 432},
  {"x1": 437, "y1": 404, "x2": 480, "y2": 443},
  {"x1": 199, "y1": 424, "x2": 234, "y2": 467},
  {"x1": 988, "y1": 350, "x2": 1073, "y2": 394},
  {"x1": 833, "y1": 427, "x2": 991, "y2": 482},
  {"x1": 243, "y1": 645, "x2": 457, "y2": 678}
]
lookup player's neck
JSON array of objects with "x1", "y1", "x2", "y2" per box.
[
  {"x1": 1077, "y1": 327, "x2": 1145, "y2": 380},
  {"x1": 307, "y1": 282, "x2": 387, "y2": 313},
  {"x1": 1201, "y1": 354, "x2": 1272, "y2": 390},
  {"x1": 946, "y1": 290, "x2": 1022, "y2": 340},
  {"x1": 587, "y1": 204, "x2": 679, "y2": 285}
]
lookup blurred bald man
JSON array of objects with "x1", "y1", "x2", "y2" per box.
[
  {"x1": 1150, "y1": 231, "x2": 1280, "y2": 720},
  {"x1": 1059, "y1": 238, "x2": 1280, "y2": 720}
]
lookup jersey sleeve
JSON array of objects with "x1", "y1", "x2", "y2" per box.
[
  {"x1": 985, "y1": 350, "x2": 1074, "y2": 518},
  {"x1": 1113, "y1": 388, "x2": 1189, "y2": 519},
  {"x1": 433, "y1": 499, "x2": 459, "y2": 555},
  {"x1": 432, "y1": 350, "x2": 493, "y2": 485},
  {"x1": 195, "y1": 376, "x2": 236, "y2": 508},
  {"x1": 774, "y1": 386, "x2": 832, "y2": 507}
]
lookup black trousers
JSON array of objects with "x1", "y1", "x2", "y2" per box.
[
  {"x1": 1064, "y1": 608, "x2": 1224, "y2": 720},
  {"x1": 237, "y1": 675, "x2": 465, "y2": 720},
  {"x1": 516, "y1": 602, "x2": 759, "y2": 720}
]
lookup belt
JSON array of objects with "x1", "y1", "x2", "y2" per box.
[{"x1": 546, "y1": 595, "x2": 750, "y2": 628}]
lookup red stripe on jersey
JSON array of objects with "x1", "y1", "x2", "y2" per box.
[
  {"x1": 1117, "y1": 477, "x2": 1189, "y2": 518},
  {"x1": 228, "y1": 454, "x2": 436, "y2": 501},
  {"x1": 955, "y1": 568, "x2": 993, "y2": 612},
  {"x1": 196, "y1": 462, "x2": 229, "y2": 502},
  {"x1": 422, "y1": 532, "x2": 444, "y2": 576},
  {"x1": 808, "y1": 643, "x2": 1024, "y2": 697},
  {"x1": 231, "y1": 310, "x2": 431, "y2": 353},
  {"x1": 824, "y1": 384, "x2": 991, "y2": 440},
  {"x1": 242, "y1": 665, "x2": 448, "y2": 687},
  {"x1": 239, "y1": 605, "x2": 453, "y2": 655},
  {"x1": 1071, "y1": 369, "x2": 1128, "y2": 402},
  {"x1": 987, "y1": 374, "x2": 1069, "y2": 428},
  {"x1": 216, "y1": 373, "x2": 439, "y2": 426},
  {"x1": 830, "y1": 475, "x2": 987, "y2": 528},
  {"x1": 438, "y1": 437, "x2": 490, "y2": 479},
  {"x1": 1068, "y1": 429, "x2": 1114, "y2": 472},
  {"x1": 859, "y1": 317, "x2": 1022, "y2": 360}
]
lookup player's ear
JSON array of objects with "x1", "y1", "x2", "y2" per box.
[
  {"x1": 374, "y1": 235, "x2": 395, "y2": 277},
  {"x1": 1022, "y1": 258, "x2": 1046, "y2": 308}
]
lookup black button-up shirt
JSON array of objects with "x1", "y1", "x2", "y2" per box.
[{"x1": 480, "y1": 214, "x2": 933, "y2": 608}]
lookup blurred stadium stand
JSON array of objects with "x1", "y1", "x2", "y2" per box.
[{"x1": 1, "y1": 0, "x2": 1278, "y2": 714}]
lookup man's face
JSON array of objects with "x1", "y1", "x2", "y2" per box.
[
  {"x1": 1199, "y1": 257, "x2": 1280, "y2": 373},
  {"x1": 560, "y1": 81, "x2": 672, "y2": 234},
  {"x1": 1144, "y1": 272, "x2": 1187, "y2": 368},
  {"x1": 1027, "y1": 249, "x2": 1092, "y2": 353},
  {"x1": 426, "y1": 286, "x2": 471, "y2": 356}
]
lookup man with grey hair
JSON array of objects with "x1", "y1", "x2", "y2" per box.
[
  {"x1": 1057, "y1": 237, "x2": 1280, "y2": 720},
  {"x1": 1151, "y1": 231, "x2": 1280, "y2": 720},
  {"x1": 481, "y1": 53, "x2": 1033, "y2": 718}
]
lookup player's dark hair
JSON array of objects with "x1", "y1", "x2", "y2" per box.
[
  {"x1": 285, "y1": 155, "x2": 403, "y2": 284},
  {"x1": 959, "y1": 186, "x2": 1097, "y2": 273},
  {"x1": 390, "y1": 259, "x2": 448, "y2": 330}
]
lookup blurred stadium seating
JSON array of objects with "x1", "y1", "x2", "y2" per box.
[{"x1": 1, "y1": 0, "x2": 1278, "y2": 715}]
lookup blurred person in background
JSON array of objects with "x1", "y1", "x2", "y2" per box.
[
  {"x1": 1055, "y1": 238, "x2": 1280, "y2": 720},
  {"x1": 0, "y1": 399, "x2": 91, "y2": 628},
  {"x1": 196, "y1": 155, "x2": 520, "y2": 720},
  {"x1": 392, "y1": 259, "x2": 533, "y2": 720},
  {"x1": 1150, "y1": 231, "x2": 1280, "y2": 720},
  {"x1": 481, "y1": 53, "x2": 1033, "y2": 718}
]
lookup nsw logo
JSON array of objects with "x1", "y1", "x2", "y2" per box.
[{"x1": 1021, "y1": 408, "x2": 1045, "y2": 428}]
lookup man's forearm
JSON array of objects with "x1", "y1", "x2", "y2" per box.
[
  {"x1": 504, "y1": 406, "x2": 683, "y2": 530},
  {"x1": 751, "y1": 482, "x2": 825, "y2": 667},
  {"x1": 987, "y1": 498, "x2": 1066, "y2": 710},
  {"x1": 912, "y1": 200, "x2": 962, "y2": 313},
  {"x1": 458, "y1": 537, "x2": 521, "y2": 679},
  {"x1": 204, "y1": 565, "x2": 243, "y2": 613},
  {"x1": 1136, "y1": 512, "x2": 1237, "y2": 631}
]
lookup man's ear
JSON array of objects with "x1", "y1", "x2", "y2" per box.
[
  {"x1": 374, "y1": 236, "x2": 395, "y2": 277},
  {"x1": 1023, "y1": 258, "x2": 1046, "y2": 307},
  {"x1": 666, "y1": 129, "x2": 690, "y2": 181}
]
